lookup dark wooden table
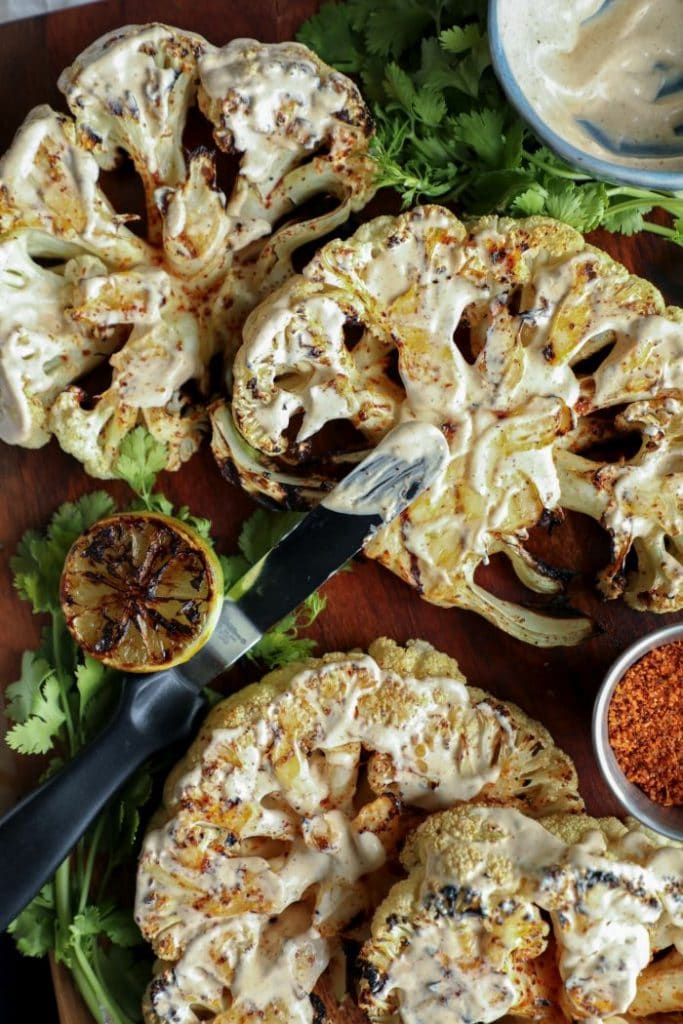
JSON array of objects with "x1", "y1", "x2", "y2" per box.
[{"x1": 0, "y1": 1, "x2": 682, "y2": 1022}]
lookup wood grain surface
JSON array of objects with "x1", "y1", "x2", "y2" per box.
[{"x1": 0, "y1": 2, "x2": 682, "y2": 1022}]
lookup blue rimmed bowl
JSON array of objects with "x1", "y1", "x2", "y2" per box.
[{"x1": 488, "y1": 0, "x2": 683, "y2": 193}]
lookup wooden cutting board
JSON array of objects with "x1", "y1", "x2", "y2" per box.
[{"x1": 0, "y1": 1, "x2": 682, "y2": 1021}]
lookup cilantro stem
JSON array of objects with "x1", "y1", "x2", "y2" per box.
[
  {"x1": 640, "y1": 220, "x2": 682, "y2": 241},
  {"x1": 68, "y1": 959, "x2": 106, "y2": 1024},
  {"x1": 603, "y1": 198, "x2": 654, "y2": 215},
  {"x1": 51, "y1": 614, "x2": 76, "y2": 756},
  {"x1": 54, "y1": 858, "x2": 71, "y2": 939},
  {"x1": 57, "y1": 852, "x2": 130, "y2": 1024},
  {"x1": 524, "y1": 150, "x2": 592, "y2": 181},
  {"x1": 93, "y1": 943, "x2": 134, "y2": 1024},
  {"x1": 72, "y1": 936, "x2": 132, "y2": 1024},
  {"x1": 604, "y1": 188, "x2": 683, "y2": 217},
  {"x1": 78, "y1": 816, "x2": 105, "y2": 914},
  {"x1": 606, "y1": 183, "x2": 683, "y2": 204}
]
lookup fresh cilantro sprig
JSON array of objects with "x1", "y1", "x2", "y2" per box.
[
  {"x1": 114, "y1": 430, "x2": 213, "y2": 539},
  {"x1": 299, "y1": 0, "x2": 683, "y2": 246},
  {"x1": 7, "y1": 492, "x2": 151, "y2": 1024},
  {"x1": 5, "y1": 428, "x2": 330, "y2": 1023}
]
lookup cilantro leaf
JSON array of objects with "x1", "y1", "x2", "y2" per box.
[
  {"x1": 438, "y1": 26, "x2": 491, "y2": 98},
  {"x1": 5, "y1": 671, "x2": 66, "y2": 755},
  {"x1": 248, "y1": 593, "x2": 327, "y2": 669},
  {"x1": 450, "y1": 108, "x2": 506, "y2": 167},
  {"x1": 602, "y1": 205, "x2": 648, "y2": 235},
  {"x1": 115, "y1": 427, "x2": 168, "y2": 503},
  {"x1": 71, "y1": 905, "x2": 140, "y2": 948},
  {"x1": 220, "y1": 553, "x2": 251, "y2": 591},
  {"x1": 48, "y1": 493, "x2": 116, "y2": 558},
  {"x1": 439, "y1": 23, "x2": 481, "y2": 54},
  {"x1": 228, "y1": 508, "x2": 330, "y2": 667},
  {"x1": 414, "y1": 36, "x2": 450, "y2": 88},
  {"x1": 365, "y1": 0, "x2": 434, "y2": 59},
  {"x1": 296, "y1": 1, "x2": 363, "y2": 71},
  {"x1": 10, "y1": 530, "x2": 53, "y2": 611},
  {"x1": 384, "y1": 62, "x2": 416, "y2": 111},
  {"x1": 5, "y1": 652, "x2": 53, "y2": 724},
  {"x1": 75, "y1": 656, "x2": 119, "y2": 737},
  {"x1": 412, "y1": 89, "x2": 447, "y2": 128},
  {"x1": 11, "y1": 492, "x2": 115, "y2": 614},
  {"x1": 511, "y1": 183, "x2": 548, "y2": 216},
  {"x1": 173, "y1": 506, "x2": 213, "y2": 540},
  {"x1": 298, "y1": 0, "x2": 683, "y2": 246},
  {"x1": 75, "y1": 656, "x2": 109, "y2": 717},
  {"x1": 542, "y1": 179, "x2": 607, "y2": 232},
  {"x1": 8, "y1": 885, "x2": 55, "y2": 957},
  {"x1": 109, "y1": 769, "x2": 154, "y2": 860},
  {"x1": 96, "y1": 945, "x2": 152, "y2": 1023},
  {"x1": 101, "y1": 946, "x2": 152, "y2": 1021},
  {"x1": 248, "y1": 629, "x2": 318, "y2": 669},
  {"x1": 134, "y1": 491, "x2": 174, "y2": 517},
  {"x1": 503, "y1": 118, "x2": 525, "y2": 168},
  {"x1": 238, "y1": 509, "x2": 304, "y2": 563},
  {"x1": 466, "y1": 168, "x2": 536, "y2": 212}
]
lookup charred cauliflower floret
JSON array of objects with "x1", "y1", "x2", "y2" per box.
[
  {"x1": 0, "y1": 24, "x2": 375, "y2": 476},
  {"x1": 0, "y1": 107, "x2": 150, "y2": 450},
  {"x1": 135, "y1": 639, "x2": 582, "y2": 1024},
  {"x1": 224, "y1": 205, "x2": 683, "y2": 644},
  {"x1": 359, "y1": 806, "x2": 683, "y2": 1024},
  {"x1": 558, "y1": 392, "x2": 683, "y2": 612}
]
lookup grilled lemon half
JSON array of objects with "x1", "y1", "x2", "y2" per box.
[{"x1": 60, "y1": 512, "x2": 224, "y2": 672}]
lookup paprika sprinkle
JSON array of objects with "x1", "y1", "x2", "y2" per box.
[{"x1": 608, "y1": 640, "x2": 683, "y2": 807}]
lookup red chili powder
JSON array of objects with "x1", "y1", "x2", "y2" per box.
[{"x1": 608, "y1": 640, "x2": 683, "y2": 807}]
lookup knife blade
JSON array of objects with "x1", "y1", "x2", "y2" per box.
[{"x1": 0, "y1": 422, "x2": 448, "y2": 930}]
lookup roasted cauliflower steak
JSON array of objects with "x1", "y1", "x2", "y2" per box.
[
  {"x1": 135, "y1": 639, "x2": 582, "y2": 1024},
  {"x1": 359, "y1": 805, "x2": 683, "y2": 1024},
  {"x1": 0, "y1": 23, "x2": 375, "y2": 476},
  {"x1": 222, "y1": 206, "x2": 683, "y2": 644}
]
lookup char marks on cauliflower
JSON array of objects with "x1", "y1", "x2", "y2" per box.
[
  {"x1": 0, "y1": 24, "x2": 375, "y2": 476},
  {"x1": 223, "y1": 206, "x2": 683, "y2": 644},
  {"x1": 359, "y1": 805, "x2": 683, "y2": 1024},
  {"x1": 135, "y1": 638, "x2": 582, "y2": 1024}
]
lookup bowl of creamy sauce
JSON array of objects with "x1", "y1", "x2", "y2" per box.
[{"x1": 489, "y1": 0, "x2": 683, "y2": 190}]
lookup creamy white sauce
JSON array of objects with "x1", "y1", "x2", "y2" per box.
[
  {"x1": 386, "y1": 918, "x2": 517, "y2": 1024},
  {"x1": 237, "y1": 212, "x2": 581, "y2": 596},
  {"x1": 0, "y1": 106, "x2": 148, "y2": 268},
  {"x1": 500, "y1": 0, "x2": 683, "y2": 170},
  {"x1": 136, "y1": 649, "x2": 519, "y2": 1024},
  {"x1": 377, "y1": 807, "x2": 683, "y2": 1024},
  {"x1": 0, "y1": 27, "x2": 374, "y2": 472},
  {"x1": 199, "y1": 40, "x2": 352, "y2": 185},
  {"x1": 57, "y1": 23, "x2": 204, "y2": 184},
  {"x1": 0, "y1": 238, "x2": 119, "y2": 445},
  {"x1": 232, "y1": 205, "x2": 683, "y2": 635}
]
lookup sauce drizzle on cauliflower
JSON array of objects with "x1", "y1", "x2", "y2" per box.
[
  {"x1": 0, "y1": 24, "x2": 375, "y2": 477},
  {"x1": 135, "y1": 638, "x2": 581, "y2": 1024}
]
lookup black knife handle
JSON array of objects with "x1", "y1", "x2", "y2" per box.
[{"x1": 0, "y1": 670, "x2": 204, "y2": 933}]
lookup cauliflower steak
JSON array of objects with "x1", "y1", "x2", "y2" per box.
[
  {"x1": 360, "y1": 805, "x2": 683, "y2": 1024},
  {"x1": 0, "y1": 24, "x2": 375, "y2": 476},
  {"x1": 223, "y1": 206, "x2": 683, "y2": 643},
  {"x1": 135, "y1": 639, "x2": 582, "y2": 1024}
]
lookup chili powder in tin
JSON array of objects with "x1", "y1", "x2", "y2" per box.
[{"x1": 608, "y1": 640, "x2": 683, "y2": 807}]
